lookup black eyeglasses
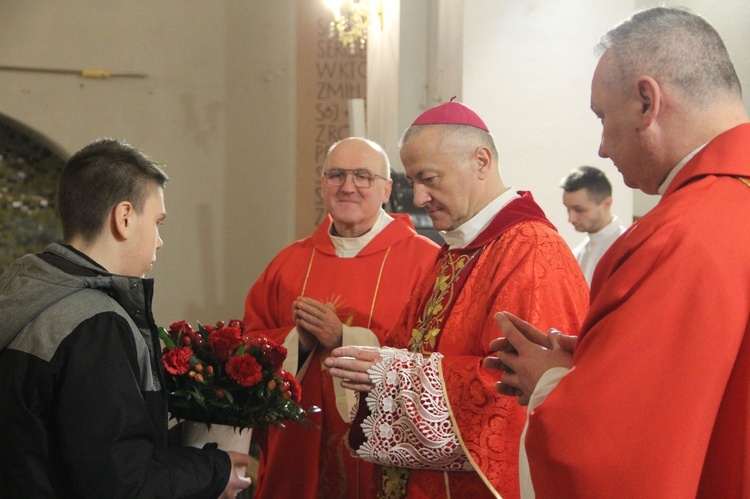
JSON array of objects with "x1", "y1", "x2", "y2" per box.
[{"x1": 322, "y1": 168, "x2": 388, "y2": 188}]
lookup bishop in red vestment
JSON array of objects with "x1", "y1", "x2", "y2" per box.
[{"x1": 327, "y1": 101, "x2": 589, "y2": 499}]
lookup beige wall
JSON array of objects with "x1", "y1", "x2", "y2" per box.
[{"x1": 0, "y1": 1, "x2": 297, "y2": 325}]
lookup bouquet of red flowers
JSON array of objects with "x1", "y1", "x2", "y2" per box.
[{"x1": 159, "y1": 319, "x2": 312, "y2": 430}]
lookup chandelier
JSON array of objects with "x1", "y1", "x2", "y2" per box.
[{"x1": 326, "y1": 0, "x2": 384, "y2": 54}]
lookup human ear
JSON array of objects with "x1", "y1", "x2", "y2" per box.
[
  {"x1": 113, "y1": 201, "x2": 134, "y2": 240},
  {"x1": 381, "y1": 179, "x2": 393, "y2": 204},
  {"x1": 475, "y1": 146, "x2": 492, "y2": 179},
  {"x1": 637, "y1": 76, "x2": 660, "y2": 125}
]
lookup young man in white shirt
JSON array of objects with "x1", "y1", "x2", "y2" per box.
[{"x1": 561, "y1": 165, "x2": 627, "y2": 285}]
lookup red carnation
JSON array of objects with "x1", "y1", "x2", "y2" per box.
[
  {"x1": 281, "y1": 369, "x2": 302, "y2": 403},
  {"x1": 163, "y1": 347, "x2": 193, "y2": 375},
  {"x1": 226, "y1": 354, "x2": 263, "y2": 387},
  {"x1": 209, "y1": 326, "x2": 244, "y2": 362}
]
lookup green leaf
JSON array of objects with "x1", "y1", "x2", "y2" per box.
[
  {"x1": 188, "y1": 385, "x2": 206, "y2": 407},
  {"x1": 159, "y1": 327, "x2": 176, "y2": 349},
  {"x1": 223, "y1": 390, "x2": 235, "y2": 404}
]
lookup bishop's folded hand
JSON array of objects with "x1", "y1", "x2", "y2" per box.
[{"x1": 324, "y1": 345, "x2": 383, "y2": 392}]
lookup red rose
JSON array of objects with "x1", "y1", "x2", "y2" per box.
[
  {"x1": 281, "y1": 369, "x2": 302, "y2": 403},
  {"x1": 209, "y1": 326, "x2": 244, "y2": 362},
  {"x1": 163, "y1": 347, "x2": 193, "y2": 375},
  {"x1": 252, "y1": 335, "x2": 287, "y2": 371},
  {"x1": 169, "y1": 320, "x2": 192, "y2": 334},
  {"x1": 226, "y1": 354, "x2": 263, "y2": 387}
]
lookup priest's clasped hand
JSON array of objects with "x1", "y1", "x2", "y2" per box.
[
  {"x1": 293, "y1": 297, "x2": 344, "y2": 352},
  {"x1": 324, "y1": 346, "x2": 383, "y2": 392},
  {"x1": 483, "y1": 311, "x2": 577, "y2": 405}
]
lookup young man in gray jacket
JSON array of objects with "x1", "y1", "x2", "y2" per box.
[{"x1": 0, "y1": 139, "x2": 250, "y2": 498}]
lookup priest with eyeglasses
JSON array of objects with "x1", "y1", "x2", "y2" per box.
[{"x1": 243, "y1": 137, "x2": 439, "y2": 499}]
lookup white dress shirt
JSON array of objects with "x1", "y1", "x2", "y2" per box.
[{"x1": 572, "y1": 215, "x2": 628, "y2": 286}]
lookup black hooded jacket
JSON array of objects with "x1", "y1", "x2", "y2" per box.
[{"x1": 0, "y1": 244, "x2": 230, "y2": 498}]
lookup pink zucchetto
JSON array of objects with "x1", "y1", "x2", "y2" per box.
[{"x1": 411, "y1": 96, "x2": 489, "y2": 132}]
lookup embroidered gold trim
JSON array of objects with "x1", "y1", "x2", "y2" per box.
[
  {"x1": 378, "y1": 465, "x2": 409, "y2": 499},
  {"x1": 409, "y1": 249, "x2": 480, "y2": 353},
  {"x1": 300, "y1": 247, "x2": 317, "y2": 297},
  {"x1": 738, "y1": 176, "x2": 750, "y2": 189},
  {"x1": 367, "y1": 246, "x2": 391, "y2": 329}
]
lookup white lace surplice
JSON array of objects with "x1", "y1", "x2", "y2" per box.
[{"x1": 351, "y1": 347, "x2": 473, "y2": 471}]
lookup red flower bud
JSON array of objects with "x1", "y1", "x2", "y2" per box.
[
  {"x1": 215, "y1": 320, "x2": 225, "y2": 329},
  {"x1": 267, "y1": 380, "x2": 277, "y2": 390},
  {"x1": 188, "y1": 370, "x2": 196, "y2": 378},
  {"x1": 195, "y1": 364, "x2": 203, "y2": 372},
  {"x1": 182, "y1": 336, "x2": 192, "y2": 346},
  {"x1": 195, "y1": 373, "x2": 204, "y2": 383},
  {"x1": 169, "y1": 320, "x2": 191, "y2": 334},
  {"x1": 216, "y1": 389, "x2": 224, "y2": 398},
  {"x1": 281, "y1": 381, "x2": 290, "y2": 391},
  {"x1": 284, "y1": 391, "x2": 292, "y2": 399},
  {"x1": 228, "y1": 319, "x2": 244, "y2": 331},
  {"x1": 206, "y1": 365, "x2": 214, "y2": 374}
]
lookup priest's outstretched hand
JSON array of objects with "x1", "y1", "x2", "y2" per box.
[
  {"x1": 325, "y1": 346, "x2": 383, "y2": 392},
  {"x1": 483, "y1": 311, "x2": 576, "y2": 405},
  {"x1": 293, "y1": 296, "x2": 344, "y2": 352}
]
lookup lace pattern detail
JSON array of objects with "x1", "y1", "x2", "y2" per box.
[{"x1": 356, "y1": 347, "x2": 472, "y2": 471}]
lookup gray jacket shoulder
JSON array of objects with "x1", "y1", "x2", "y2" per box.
[{"x1": 8, "y1": 288, "x2": 137, "y2": 362}]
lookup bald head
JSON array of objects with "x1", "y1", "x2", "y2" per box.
[
  {"x1": 324, "y1": 137, "x2": 391, "y2": 179},
  {"x1": 320, "y1": 137, "x2": 393, "y2": 238}
]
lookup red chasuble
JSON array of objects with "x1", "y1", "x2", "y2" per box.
[
  {"x1": 525, "y1": 124, "x2": 750, "y2": 498},
  {"x1": 360, "y1": 192, "x2": 589, "y2": 499},
  {"x1": 244, "y1": 214, "x2": 439, "y2": 499}
]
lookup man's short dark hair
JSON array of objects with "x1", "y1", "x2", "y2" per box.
[
  {"x1": 560, "y1": 166, "x2": 612, "y2": 203},
  {"x1": 57, "y1": 138, "x2": 168, "y2": 243}
]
